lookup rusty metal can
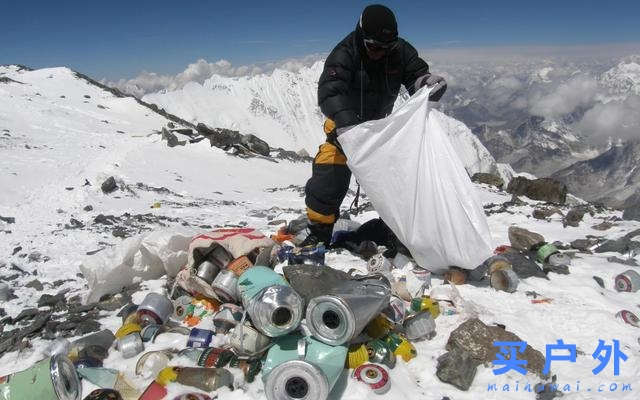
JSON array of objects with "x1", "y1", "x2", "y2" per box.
[
  {"x1": 211, "y1": 269, "x2": 239, "y2": 303},
  {"x1": 212, "y1": 303, "x2": 243, "y2": 334},
  {"x1": 172, "y1": 295, "x2": 193, "y2": 321},
  {"x1": 137, "y1": 293, "x2": 174, "y2": 325},
  {"x1": 135, "y1": 350, "x2": 174, "y2": 379},
  {"x1": 117, "y1": 333, "x2": 144, "y2": 359},
  {"x1": 403, "y1": 311, "x2": 436, "y2": 341},
  {"x1": 0, "y1": 355, "x2": 81, "y2": 400},
  {"x1": 616, "y1": 310, "x2": 640, "y2": 327},
  {"x1": 614, "y1": 269, "x2": 640, "y2": 293},
  {"x1": 195, "y1": 261, "x2": 220, "y2": 284},
  {"x1": 367, "y1": 254, "x2": 393, "y2": 276},
  {"x1": 227, "y1": 256, "x2": 253, "y2": 277},
  {"x1": 229, "y1": 322, "x2": 272, "y2": 358},
  {"x1": 197, "y1": 347, "x2": 235, "y2": 368},
  {"x1": 172, "y1": 394, "x2": 212, "y2": 400},
  {"x1": 381, "y1": 296, "x2": 406, "y2": 325},
  {"x1": 173, "y1": 367, "x2": 234, "y2": 392},
  {"x1": 83, "y1": 389, "x2": 124, "y2": 400},
  {"x1": 366, "y1": 339, "x2": 396, "y2": 369},
  {"x1": 490, "y1": 269, "x2": 519, "y2": 293},
  {"x1": 353, "y1": 363, "x2": 391, "y2": 394},
  {"x1": 140, "y1": 324, "x2": 163, "y2": 342},
  {"x1": 187, "y1": 328, "x2": 214, "y2": 348}
]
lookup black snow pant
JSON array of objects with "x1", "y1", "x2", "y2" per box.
[{"x1": 304, "y1": 119, "x2": 351, "y2": 226}]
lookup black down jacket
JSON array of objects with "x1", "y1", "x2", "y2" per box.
[{"x1": 318, "y1": 25, "x2": 430, "y2": 129}]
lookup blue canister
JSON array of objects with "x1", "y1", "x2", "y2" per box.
[
  {"x1": 262, "y1": 333, "x2": 347, "y2": 400},
  {"x1": 237, "y1": 266, "x2": 303, "y2": 337},
  {"x1": 187, "y1": 328, "x2": 215, "y2": 348}
]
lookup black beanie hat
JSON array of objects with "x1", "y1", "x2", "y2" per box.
[{"x1": 359, "y1": 4, "x2": 398, "y2": 43}]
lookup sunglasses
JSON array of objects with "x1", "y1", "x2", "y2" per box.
[{"x1": 363, "y1": 37, "x2": 398, "y2": 53}]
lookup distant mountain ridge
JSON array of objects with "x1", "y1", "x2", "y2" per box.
[{"x1": 552, "y1": 140, "x2": 640, "y2": 207}]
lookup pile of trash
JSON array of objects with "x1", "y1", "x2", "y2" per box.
[{"x1": 1, "y1": 217, "x2": 638, "y2": 400}]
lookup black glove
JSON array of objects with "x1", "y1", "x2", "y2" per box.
[{"x1": 416, "y1": 74, "x2": 447, "y2": 102}]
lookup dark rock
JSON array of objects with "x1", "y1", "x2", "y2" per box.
[
  {"x1": 167, "y1": 122, "x2": 176, "y2": 129},
  {"x1": 471, "y1": 173, "x2": 504, "y2": 189},
  {"x1": 446, "y1": 318, "x2": 547, "y2": 378},
  {"x1": 508, "y1": 226, "x2": 545, "y2": 251},
  {"x1": 272, "y1": 147, "x2": 313, "y2": 163},
  {"x1": 97, "y1": 294, "x2": 130, "y2": 311},
  {"x1": 12, "y1": 246, "x2": 22, "y2": 255},
  {"x1": 543, "y1": 264, "x2": 570, "y2": 275},
  {"x1": 22, "y1": 312, "x2": 51, "y2": 336},
  {"x1": 594, "y1": 233, "x2": 640, "y2": 254},
  {"x1": 500, "y1": 251, "x2": 547, "y2": 279},
  {"x1": 593, "y1": 276, "x2": 605, "y2": 288},
  {"x1": 591, "y1": 221, "x2": 614, "y2": 231},
  {"x1": 74, "y1": 320, "x2": 101, "y2": 335},
  {"x1": 196, "y1": 123, "x2": 214, "y2": 135},
  {"x1": 570, "y1": 239, "x2": 598, "y2": 252},
  {"x1": 563, "y1": 207, "x2": 586, "y2": 227},
  {"x1": 65, "y1": 218, "x2": 85, "y2": 229},
  {"x1": 268, "y1": 219, "x2": 287, "y2": 226},
  {"x1": 112, "y1": 227, "x2": 128, "y2": 238},
  {"x1": 37, "y1": 293, "x2": 66, "y2": 308},
  {"x1": 507, "y1": 177, "x2": 567, "y2": 204},
  {"x1": 532, "y1": 207, "x2": 560, "y2": 220},
  {"x1": 0, "y1": 216, "x2": 16, "y2": 224},
  {"x1": 97, "y1": 104, "x2": 106, "y2": 109},
  {"x1": 100, "y1": 176, "x2": 118, "y2": 194},
  {"x1": 84, "y1": 95, "x2": 91, "y2": 99},
  {"x1": 436, "y1": 348, "x2": 479, "y2": 391},
  {"x1": 161, "y1": 127, "x2": 185, "y2": 147},
  {"x1": 84, "y1": 205, "x2": 93, "y2": 211},
  {"x1": 93, "y1": 214, "x2": 117, "y2": 225},
  {"x1": 13, "y1": 308, "x2": 39, "y2": 323},
  {"x1": 28, "y1": 252, "x2": 48, "y2": 263},
  {"x1": 504, "y1": 194, "x2": 526, "y2": 207},
  {"x1": 606, "y1": 256, "x2": 638, "y2": 266},
  {"x1": 240, "y1": 134, "x2": 270, "y2": 156},
  {"x1": 623, "y1": 204, "x2": 640, "y2": 222},
  {"x1": 0, "y1": 77, "x2": 24, "y2": 84},
  {"x1": 25, "y1": 279, "x2": 44, "y2": 291}
]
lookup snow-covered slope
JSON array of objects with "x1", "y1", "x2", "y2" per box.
[
  {"x1": 144, "y1": 62, "x2": 325, "y2": 153},
  {"x1": 1, "y1": 65, "x2": 640, "y2": 400},
  {"x1": 601, "y1": 60, "x2": 640, "y2": 96},
  {"x1": 143, "y1": 61, "x2": 512, "y2": 182}
]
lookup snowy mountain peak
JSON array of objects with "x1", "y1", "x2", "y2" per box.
[
  {"x1": 143, "y1": 60, "x2": 511, "y2": 182},
  {"x1": 601, "y1": 60, "x2": 640, "y2": 95}
]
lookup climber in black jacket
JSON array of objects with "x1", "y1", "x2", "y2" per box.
[{"x1": 302, "y1": 4, "x2": 447, "y2": 247}]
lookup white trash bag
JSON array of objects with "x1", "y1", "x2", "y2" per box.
[
  {"x1": 80, "y1": 229, "x2": 194, "y2": 304},
  {"x1": 338, "y1": 87, "x2": 493, "y2": 272}
]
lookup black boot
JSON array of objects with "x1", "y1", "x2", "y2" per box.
[{"x1": 299, "y1": 223, "x2": 333, "y2": 247}]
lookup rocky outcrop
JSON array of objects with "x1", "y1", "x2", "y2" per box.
[
  {"x1": 552, "y1": 140, "x2": 640, "y2": 207},
  {"x1": 507, "y1": 176, "x2": 567, "y2": 204},
  {"x1": 446, "y1": 318, "x2": 547, "y2": 378},
  {"x1": 471, "y1": 173, "x2": 504, "y2": 189}
]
